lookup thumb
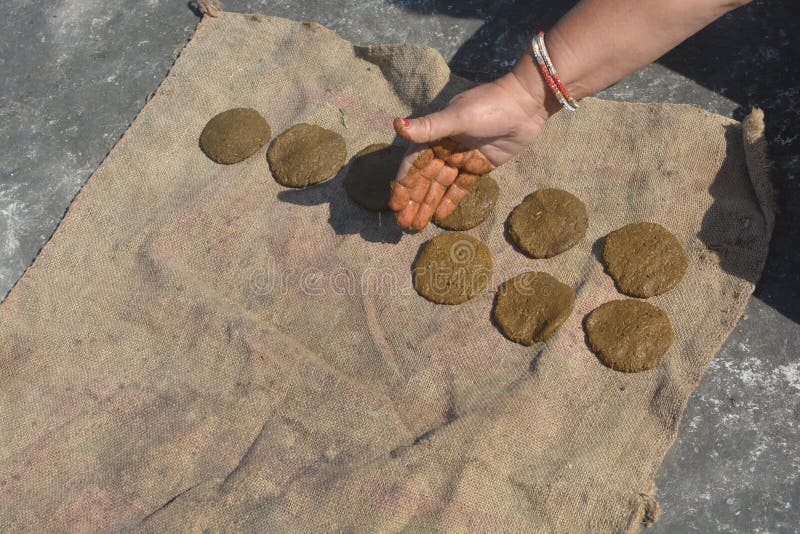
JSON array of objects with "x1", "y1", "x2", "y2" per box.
[{"x1": 393, "y1": 108, "x2": 462, "y2": 144}]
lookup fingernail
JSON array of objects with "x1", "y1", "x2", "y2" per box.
[{"x1": 401, "y1": 118, "x2": 410, "y2": 128}]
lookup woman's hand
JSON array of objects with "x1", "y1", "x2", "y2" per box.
[
  {"x1": 386, "y1": 0, "x2": 756, "y2": 232},
  {"x1": 389, "y1": 70, "x2": 557, "y2": 231}
]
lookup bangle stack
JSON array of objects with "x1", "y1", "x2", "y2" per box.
[{"x1": 531, "y1": 31, "x2": 579, "y2": 112}]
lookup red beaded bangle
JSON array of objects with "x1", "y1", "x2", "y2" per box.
[
  {"x1": 537, "y1": 32, "x2": 577, "y2": 106},
  {"x1": 536, "y1": 61, "x2": 562, "y2": 103},
  {"x1": 536, "y1": 32, "x2": 579, "y2": 108}
]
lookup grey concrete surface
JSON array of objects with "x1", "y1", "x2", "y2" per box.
[{"x1": 1, "y1": 0, "x2": 797, "y2": 531}]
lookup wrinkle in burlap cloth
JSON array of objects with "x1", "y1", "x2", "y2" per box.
[{"x1": 0, "y1": 13, "x2": 773, "y2": 533}]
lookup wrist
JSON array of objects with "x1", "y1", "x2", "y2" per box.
[
  {"x1": 511, "y1": 30, "x2": 596, "y2": 116},
  {"x1": 509, "y1": 51, "x2": 562, "y2": 121},
  {"x1": 544, "y1": 27, "x2": 593, "y2": 101}
]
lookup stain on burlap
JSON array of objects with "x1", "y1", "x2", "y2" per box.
[{"x1": 0, "y1": 13, "x2": 773, "y2": 533}]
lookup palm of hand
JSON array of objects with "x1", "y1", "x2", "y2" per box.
[
  {"x1": 447, "y1": 79, "x2": 546, "y2": 166},
  {"x1": 389, "y1": 74, "x2": 547, "y2": 230}
]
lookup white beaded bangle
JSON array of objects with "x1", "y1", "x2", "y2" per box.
[
  {"x1": 530, "y1": 37, "x2": 576, "y2": 112},
  {"x1": 535, "y1": 33, "x2": 580, "y2": 109}
]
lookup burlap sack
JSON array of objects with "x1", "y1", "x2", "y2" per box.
[{"x1": 0, "y1": 13, "x2": 773, "y2": 533}]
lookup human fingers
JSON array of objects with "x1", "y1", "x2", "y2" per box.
[
  {"x1": 393, "y1": 107, "x2": 462, "y2": 144},
  {"x1": 396, "y1": 200, "x2": 420, "y2": 229},
  {"x1": 431, "y1": 138, "x2": 460, "y2": 160},
  {"x1": 389, "y1": 144, "x2": 430, "y2": 212},
  {"x1": 395, "y1": 158, "x2": 444, "y2": 229},
  {"x1": 435, "y1": 172, "x2": 480, "y2": 220},
  {"x1": 461, "y1": 151, "x2": 494, "y2": 175},
  {"x1": 412, "y1": 165, "x2": 458, "y2": 230},
  {"x1": 394, "y1": 144, "x2": 425, "y2": 183}
]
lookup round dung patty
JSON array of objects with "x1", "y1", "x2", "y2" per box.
[
  {"x1": 267, "y1": 123, "x2": 346, "y2": 187},
  {"x1": 584, "y1": 299, "x2": 673, "y2": 372},
  {"x1": 507, "y1": 188, "x2": 588, "y2": 258},
  {"x1": 433, "y1": 175, "x2": 500, "y2": 230},
  {"x1": 413, "y1": 233, "x2": 492, "y2": 305},
  {"x1": 344, "y1": 143, "x2": 405, "y2": 211},
  {"x1": 602, "y1": 222, "x2": 688, "y2": 298},
  {"x1": 492, "y1": 271, "x2": 575, "y2": 345},
  {"x1": 199, "y1": 108, "x2": 271, "y2": 164}
]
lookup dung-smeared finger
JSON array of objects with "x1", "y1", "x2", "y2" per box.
[
  {"x1": 412, "y1": 202, "x2": 436, "y2": 230},
  {"x1": 453, "y1": 171, "x2": 480, "y2": 190},
  {"x1": 388, "y1": 181, "x2": 411, "y2": 211},
  {"x1": 408, "y1": 175, "x2": 432, "y2": 203},
  {"x1": 396, "y1": 201, "x2": 420, "y2": 229},
  {"x1": 431, "y1": 138, "x2": 460, "y2": 160},
  {"x1": 444, "y1": 148, "x2": 475, "y2": 169},
  {"x1": 421, "y1": 181, "x2": 447, "y2": 214},
  {"x1": 462, "y1": 153, "x2": 494, "y2": 175},
  {"x1": 418, "y1": 158, "x2": 445, "y2": 180},
  {"x1": 396, "y1": 166, "x2": 420, "y2": 188},
  {"x1": 438, "y1": 179, "x2": 472, "y2": 218},
  {"x1": 435, "y1": 197, "x2": 457, "y2": 220},
  {"x1": 412, "y1": 147, "x2": 435, "y2": 169},
  {"x1": 432, "y1": 165, "x2": 458, "y2": 187}
]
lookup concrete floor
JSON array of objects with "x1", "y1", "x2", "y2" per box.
[{"x1": 1, "y1": 0, "x2": 797, "y2": 531}]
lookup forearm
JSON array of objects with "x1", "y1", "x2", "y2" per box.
[{"x1": 513, "y1": 0, "x2": 751, "y2": 106}]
